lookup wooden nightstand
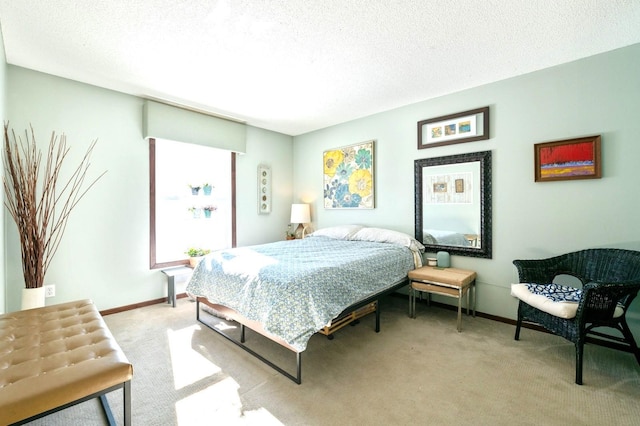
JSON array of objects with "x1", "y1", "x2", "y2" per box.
[{"x1": 408, "y1": 266, "x2": 477, "y2": 332}]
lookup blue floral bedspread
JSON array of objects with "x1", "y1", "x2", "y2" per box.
[{"x1": 186, "y1": 236, "x2": 416, "y2": 351}]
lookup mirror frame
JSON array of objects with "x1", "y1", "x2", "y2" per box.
[{"x1": 414, "y1": 150, "x2": 492, "y2": 258}]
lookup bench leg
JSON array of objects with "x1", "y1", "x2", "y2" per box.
[
  {"x1": 98, "y1": 380, "x2": 131, "y2": 426},
  {"x1": 124, "y1": 380, "x2": 131, "y2": 426},
  {"x1": 99, "y1": 394, "x2": 116, "y2": 426}
]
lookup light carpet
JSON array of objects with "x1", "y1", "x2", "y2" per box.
[{"x1": 25, "y1": 295, "x2": 640, "y2": 425}]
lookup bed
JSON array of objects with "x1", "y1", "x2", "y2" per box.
[
  {"x1": 422, "y1": 228, "x2": 473, "y2": 247},
  {"x1": 186, "y1": 225, "x2": 424, "y2": 383}
]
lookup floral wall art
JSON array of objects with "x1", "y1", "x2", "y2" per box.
[{"x1": 323, "y1": 140, "x2": 375, "y2": 209}]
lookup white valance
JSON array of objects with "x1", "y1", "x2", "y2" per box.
[{"x1": 143, "y1": 100, "x2": 246, "y2": 153}]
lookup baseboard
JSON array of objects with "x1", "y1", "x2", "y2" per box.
[
  {"x1": 388, "y1": 292, "x2": 548, "y2": 332},
  {"x1": 102, "y1": 291, "x2": 526, "y2": 327},
  {"x1": 102, "y1": 292, "x2": 636, "y2": 355},
  {"x1": 100, "y1": 293, "x2": 189, "y2": 316},
  {"x1": 102, "y1": 291, "x2": 543, "y2": 333},
  {"x1": 399, "y1": 293, "x2": 640, "y2": 353}
]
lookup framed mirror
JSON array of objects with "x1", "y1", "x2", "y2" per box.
[{"x1": 414, "y1": 150, "x2": 492, "y2": 258}]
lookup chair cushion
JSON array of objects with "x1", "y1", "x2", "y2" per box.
[{"x1": 511, "y1": 283, "x2": 624, "y2": 319}]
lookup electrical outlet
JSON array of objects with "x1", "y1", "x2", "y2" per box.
[{"x1": 45, "y1": 284, "x2": 55, "y2": 298}]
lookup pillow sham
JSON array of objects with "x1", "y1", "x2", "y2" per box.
[
  {"x1": 350, "y1": 227, "x2": 425, "y2": 252},
  {"x1": 308, "y1": 224, "x2": 363, "y2": 240}
]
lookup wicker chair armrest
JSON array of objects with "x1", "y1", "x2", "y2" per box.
[
  {"x1": 513, "y1": 257, "x2": 578, "y2": 284},
  {"x1": 575, "y1": 281, "x2": 640, "y2": 321},
  {"x1": 582, "y1": 280, "x2": 640, "y2": 293}
]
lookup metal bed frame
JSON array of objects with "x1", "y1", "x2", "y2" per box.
[{"x1": 196, "y1": 278, "x2": 408, "y2": 384}]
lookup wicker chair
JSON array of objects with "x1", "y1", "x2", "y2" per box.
[{"x1": 512, "y1": 248, "x2": 640, "y2": 385}]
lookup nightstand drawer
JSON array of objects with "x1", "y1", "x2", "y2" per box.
[{"x1": 411, "y1": 282, "x2": 460, "y2": 297}]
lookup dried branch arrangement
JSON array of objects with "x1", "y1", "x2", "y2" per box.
[{"x1": 2, "y1": 122, "x2": 107, "y2": 288}]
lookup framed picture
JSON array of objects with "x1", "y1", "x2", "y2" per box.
[
  {"x1": 455, "y1": 178, "x2": 464, "y2": 193},
  {"x1": 424, "y1": 172, "x2": 473, "y2": 204},
  {"x1": 534, "y1": 135, "x2": 601, "y2": 182},
  {"x1": 323, "y1": 140, "x2": 375, "y2": 209},
  {"x1": 433, "y1": 182, "x2": 447, "y2": 193},
  {"x1": 418, "y1": 106, "x2": 489, "y2": 149}
]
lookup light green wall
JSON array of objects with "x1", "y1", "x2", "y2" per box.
[
  {"x1": 0, "y1": 27, "x2": 6, "y2": 314},
  {"x1": 4, "y1": 66, "x2": 293, "y2": 312},
  {"x1": 4, "y1": 43, "x2": 639, "y2": 332},
  {"x1": 237, "y1": 125, "x2": 294, "y2": 246},
  {"x1": 292, "y1": 43, "x2": 640, "y2": 332}
]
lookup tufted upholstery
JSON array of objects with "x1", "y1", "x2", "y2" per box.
[{"x1": 0, "y1": 299, "x2": 133, "y2": 425}]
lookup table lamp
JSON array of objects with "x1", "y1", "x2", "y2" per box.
[{"x1": 290, "y1": 204, "x2": 311, "y2": 239}]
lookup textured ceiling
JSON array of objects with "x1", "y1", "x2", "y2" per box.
[{"x1": 1, "y1": 1, "x2": 639, "y2": 136}]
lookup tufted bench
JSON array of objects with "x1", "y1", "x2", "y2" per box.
[{"x1": 0, "y1": 299, "x2": 133, "y2": 425}]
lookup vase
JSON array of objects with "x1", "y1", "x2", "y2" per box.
[
  {"x1": 204, "y1": 210, "x2": 212, "y2": 218},
  {"x1": 436, "y1": 251, "x2": 450, "y2": 268},
  {"x1": 22, "y1": 287, "x2": 46, "y2": 310},
  {"x1": 189, "y1": 256, "x2": 203, "y2": 268},
  {"x1": 203, "y1": 186, "x2": 212, "y2": 196}
]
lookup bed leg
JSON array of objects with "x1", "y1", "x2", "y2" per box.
[
  {"x1": 241, "y1": 324, "x2": 246, "y2": 343},
  {"x1": 296, "y1": 352, "x2": 302, "y2": 384},
  {"x1": 375, "y1": 301, "x2": 380, "y2": 333}
]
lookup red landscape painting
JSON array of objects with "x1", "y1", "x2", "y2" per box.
[{"x1": 538, "y1": 141, "x2": 595, "y2": 179}]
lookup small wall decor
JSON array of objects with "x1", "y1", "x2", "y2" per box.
[
  {"x1": 424, "y1": 172, "x2": 473, "y2": 204},
  {"x1": 258, "y1": 164, "x2": 271, "y2": 214},
  {"x1": 455, "y1": 179, "x2": 465, "y2": 193},
  {"x1": 323, "y1": 140, "x2": 375, "y2": 209},
  {"x1": 418, "y1": 106, "x2": 489, "y2": 149},
  {"x1": 534, "y1": 135, "x2": 601, "y2": 182},
  {"x1": 433, "y1": 182, "x2": 447, "y2": 193}
]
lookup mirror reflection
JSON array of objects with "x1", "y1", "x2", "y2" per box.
[
  {"x1": 414, "y1": 151, "x2": 492, "y2": 258},
  {"x1": 422, "y1": 162, "x2": 481, "y2": 248}
]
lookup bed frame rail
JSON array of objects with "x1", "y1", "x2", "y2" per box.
[
  {"x1": 196, "y1": 278, "x2": 408, "y2": 384},
  {"x1": 196, "y1": 301, "x2": 303, "y2": 384}
]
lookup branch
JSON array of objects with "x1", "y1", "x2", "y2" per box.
[{"x1": 2, "y1": 122, "x2": 107, "y2": 288}]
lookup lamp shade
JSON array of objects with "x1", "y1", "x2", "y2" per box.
[{"x1": 290, "y1": 204, "x2": 311, "y2": 224}]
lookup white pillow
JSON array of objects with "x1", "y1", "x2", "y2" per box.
[
  {"x1": 309, "y1": 225, "x2": 363, "y2": 240},
  {"x1": 350, "y1": 227, "x2": 425, "y2": 252}
]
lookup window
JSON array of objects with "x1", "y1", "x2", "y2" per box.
[{"x1": 150, "y1": 138, "x2": 236, "y2": 269}]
